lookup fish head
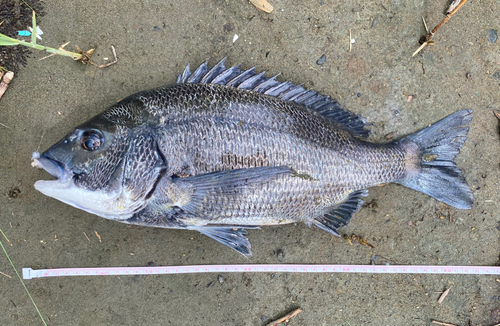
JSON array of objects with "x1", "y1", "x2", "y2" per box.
[{"x1": 32, "y1": 98, "x2": 164, "y2": 220}]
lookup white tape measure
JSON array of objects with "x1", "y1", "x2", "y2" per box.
[{"x1": 22, "y1": 264, "x2": 500, "y2": 280}]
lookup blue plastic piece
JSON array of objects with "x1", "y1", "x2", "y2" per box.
[{"x1": 18, "y1": 30, "x2": 31, "y2": 36}]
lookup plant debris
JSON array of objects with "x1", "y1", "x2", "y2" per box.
[
  {"x1": 249, "y1": 0, "x2": 274, "y2": 13},
  {"x1": 412, "y1": 0, "x2": 469, "y2": 56},
  {"x1": 1, "y1": 10, "x2": 117, "y2": 69},
  {"x1": 431, "y1": 321, "x2": 458, "y2": 326},
  {"x1": 0, "y1": 0, "x2": 45, "y2": 73},
  {"x1": 0, "y1": 70, "x2": 13, "y2": 99},
  {"x1": 344, "y1": 234, "x2": 375, "y2": 248},
  {"x1": 494, "y1": 110, "x2": 500, "y2": 121},
  {"x1": 0, "y1": 271, "x2": 12, "y2": 278},
  {"x1": 267, "y1": 308, "x2": 302, "y2": 326},
  {"x1": 437, "y1": 286, "x2": 452, "y2": 304},
  {"x1": 94, "y1": 230, "x2": 102, "y2": 243}
]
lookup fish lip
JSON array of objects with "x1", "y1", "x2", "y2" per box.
[{"x1": 32, "y1": 152, "x2": 72, "y2": 182}]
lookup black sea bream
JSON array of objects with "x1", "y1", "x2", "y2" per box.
[{"x1": 32, "y1": 59, "x2": 473, "y2": 256}]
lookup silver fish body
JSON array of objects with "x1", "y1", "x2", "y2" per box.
[{"x1": 33, "y1": 59, "x2": 473, "y2": 255}]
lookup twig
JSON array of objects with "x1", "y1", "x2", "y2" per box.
[
  {"x1": 432, "y1": 321, "x2": 458, "y2": 326},
  {"x1": 437, "y1": 286, "x2": 452, "y2": 304},
  {"x1": 267, "y1": 308, "x2": 303, "y2": 326},
  {"x1": 412, "y1": 0, "x2": 469, "y2": 56},
  {"x1": 0, "y1": 71, "x2": 14, "y2": 100},
  {"x1": 83, "y1": 232, "x2": 91, "y2": 241}
]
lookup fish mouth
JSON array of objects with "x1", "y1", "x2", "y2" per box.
[{"x1": 31, "y1": 151, "x2": 72, "y2": 183}]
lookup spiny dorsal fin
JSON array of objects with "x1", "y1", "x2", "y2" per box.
[
  {"x1": 312, "y1": 189, "x2": 369, "y2": 235},
  {"x1": 177, "y1": 59, "x2": 370, "y2": 138}
]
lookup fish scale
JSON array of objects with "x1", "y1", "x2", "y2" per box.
[{"x1": 32, "y1": 59, "x2": 473, "y2": 256}]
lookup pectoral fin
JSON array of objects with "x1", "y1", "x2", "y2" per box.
[
  {"x1": 194, "y1": 227, "x2": 254, "y2": 256},
  {"x1": 313, "y1": 189, "x2": 368, "y2": 235},
  {"x1": 175, "y1": 166, "x2": 292, "y2": 216}
]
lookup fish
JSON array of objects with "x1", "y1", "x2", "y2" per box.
[{"x1": 32, "y1": 59, "x2": 473, "y2": 256}]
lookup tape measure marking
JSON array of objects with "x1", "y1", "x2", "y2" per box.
[{"x1": 22, "y1": 265, "x2": 500, "y2": 280}]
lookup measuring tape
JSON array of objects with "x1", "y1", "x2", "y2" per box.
[{"x1": 22, "y1": 264, "x2": 500, "y2": 280}]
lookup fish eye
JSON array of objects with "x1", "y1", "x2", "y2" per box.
[{"x1": 81, "y1": 130, "x2": 103, "y2": 151}]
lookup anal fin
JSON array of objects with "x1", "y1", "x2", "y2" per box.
[
  {"x1": 193, "y1": 227, "x2": 256, "y2": 256},
  {"x1": 313, "y1": 189, "x2": 368, "y2": 236}
]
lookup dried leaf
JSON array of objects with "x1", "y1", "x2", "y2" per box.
[
  {"x1": 249, "y1": 0, "x2": 274, "y2": 13},
  {"x1": 437, "y1": 286, "x2": 452, "y2": 304}
]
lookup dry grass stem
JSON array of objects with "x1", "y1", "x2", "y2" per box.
[
  {"x1": 95, "y1": 46, "x2": 118, "y2": 68},
  {"x1": 83, "y1": 232, "x2": 90, "y2": 241},
  {"x1": 437, "y1": 286, "x2": 452, "y2": 304},
  {"x1": 0, "y1": 271, "x2": 12, "y2": 278},
  {"x1": 267, "y1": 308, "x2": 303, "y2": 326},
  {"x1": 431, "y1": 321, "x2": 458, "y2": 326},
  {"x1": 249, "y1": 0, "x2": 274, "y2": 13},
  {"x1": 94, "y1": 230, "x2": 102, "y2": 243}
]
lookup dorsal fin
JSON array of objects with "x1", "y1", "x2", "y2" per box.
[{"x1": 177, "y1": 59, "x2": 370, "y2": 138}]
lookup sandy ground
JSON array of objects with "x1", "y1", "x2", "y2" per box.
[{"x1": 1, "y1": 0, "x2": 500, "y2": 325}]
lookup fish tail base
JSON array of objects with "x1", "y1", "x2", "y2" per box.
[{"x1": 396, "y1": 109, "x2": 473, "y2": 209}]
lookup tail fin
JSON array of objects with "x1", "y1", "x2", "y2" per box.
[{"x1": 396, "y1": 110, "x2": 473, "y2": 209}]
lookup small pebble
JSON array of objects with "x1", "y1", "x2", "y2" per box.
[
  {"x1": 488, "y1": 29, "x2": 498, "y2": 43},
  {"x1": 277, "y1": 249, "x2": 284, "y2": 262},
  {"x1": 320, "y1": 1, "x2": 324, "y2": 5},
  {"x1": 371, "y1": 18, "x2": 379, "y2": 28},
  {"x1": 271, "y1": 273, "x2": 275, "y2": 279},
  {"x1": 493, "y1": 71, "x2": 500, "y2": 80},
  {"x1": 345, "y1": 280, "x2": 350, "y2": 285},
  {"x1": 466, "y1": 72, "x2": 472, "y2": 79},
  {"x1": 316, "y1": 54, "x2": 326, "y2": 65},
  {"x1": 154, "y1": 26, "x2": 162, "y2": 31},
  {"x1": 218, "y1": 275, "x2": 224, "y2": 283},
  {"x1": 357, "y1": 93, "x2": 361, "y2": 97},
  {"x1": 147, "y1": 261, "x2": 157, "y2": 267},
  {"x1": 261, "y1": 315, "x2": 268, "y2": 322}
]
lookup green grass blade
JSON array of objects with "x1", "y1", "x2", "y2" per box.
[
  {"x1": 0, "y1": 230, "x2": 47, "y2": 326},
  {"x1": 0, "y1": 34, "x2": 19, "y2": 46},
  {"x1": 31, "y1": 10, "x2": 37, "y2": 44}
]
